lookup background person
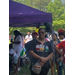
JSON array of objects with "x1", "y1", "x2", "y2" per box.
[
  {"x1": 50, "y1": 31, "x2": 60, "y2": 75},
  {"x1": 25, "y1": 32, "x2": 38, "y2": 60},
  {"x1": 58, "y1": 29, "x2": 65, "y2": 75},
  {"x1": 9, "y1": 44, "x2": 18, "y2": 74},
  {"x1": 55, "y1": 40, "x2": 65, "y2": 75},
  {"x1": 11, "y1": 30, "x2": 23, "y2": 72},
  {"x1": 58, "y1": 29, "x2": 65, "y2": 41},
  {"x1": 25, "y1": 32, "x2": 32, "y2": 43}
]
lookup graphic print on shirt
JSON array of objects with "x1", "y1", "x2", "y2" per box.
[
  {"x1": 36, "y1": 44, "x2": 49, "y2": 52},
  {"x1": 45, "y1": 46, "x2": 49, "y2": 52}
]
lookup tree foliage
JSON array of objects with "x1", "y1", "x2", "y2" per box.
[
  {"x1": 53, "y1": 20, "x2": 65, "y2": 31},
  {"x1": 46, "y1": 0, "x2": 65, "y2": 30},
  {"x1": 9, "y1": 0, "x2": 65, "y2": 35},
  {"x1": 9, "y1": 27, "x2": 36, "y2": 35},
  {"x1": 13, "y1": 0, "x2": 51, "y2": 11}
]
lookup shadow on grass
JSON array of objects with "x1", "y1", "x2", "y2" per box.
[
  {"x1": 10, "y1": 64, "x2": 31, "y2": 75},
  {"x1": 10, "y1": 64, "x2": 64, "y2": 75}
]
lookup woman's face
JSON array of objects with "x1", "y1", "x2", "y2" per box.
[
  {"x1": 59, "y1": 35, "x2": 64, "y2": 40},
  {"x1": 38, "y1": 29, "x2": 46, "y2": 39}
]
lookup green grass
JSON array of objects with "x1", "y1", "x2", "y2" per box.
[
  {"x1": 10, "y1": 64, "x2": 31, "y2": 75},
  {"x1": 10, "y1": 64, "x2": 64, "y2": 75},
  {"x1": 47, "y1": 69, "x2": 64, "y2": 75}
]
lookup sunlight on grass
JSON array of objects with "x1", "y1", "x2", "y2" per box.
[
  {"x1": 10, "y1": 65, "x2": 31, "y2": 75},
  {"x1": 10, "y1": 64, "x2": 64, "y2": 75}
]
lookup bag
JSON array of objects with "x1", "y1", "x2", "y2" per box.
[
  {"x1": 25, "y1": 56, "x2": 30, "y2": 65},
  {"x1": 20, "y1": 58, "x2": 24, "y2": 66},
  {"x1": 31, "y1": 60, "x2": 41, "y2": 74},
  {"x1": 31, "y1": 41, "x2": 47, "y2": 74}
]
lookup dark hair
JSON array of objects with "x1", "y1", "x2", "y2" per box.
[
  {"x1": 53, "y1": 33, "x2": 57, "y2": 37},
  {"x1": 38, "y1": 28, "x2": 46, "y2": 33},
  {"x1": 9, "y1": 44, "x2": 13, "y2": 49},
  {"x1": 14, "y1": 30, "x2": 22, "y2": 36},
  {"x1": 59, "y1": 33, "x2": 65, "y2": 37},
  {"x1": 45, "y1": 34, "x2": 48, "y2": 38}
]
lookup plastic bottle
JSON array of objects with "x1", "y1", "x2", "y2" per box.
[
  {"x1": 23, "y1": 48, "x2": 26, "y2": 55},
  {"x1": 59, "y1": 61, "x2": 62, "y2": 66},
  {"x1": 20, "y1": 49, "x2": 24, "y2": 57}
]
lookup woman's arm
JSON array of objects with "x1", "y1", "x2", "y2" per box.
[
  {"x1": 29, "y1": 50, "x2": 53, "y2": 64},
  {"x1": 46, "y1": 53, "x2": 53, "y2": 61},
  {"x1": 29, "y1": 50, "x2": 42, "y2": 60},
  {"x1": 11, "y1": 35, "x2": 21, "y2": 44},
  {"x1": 12, "y1": 41, "x2": 21, "y2": 44},
  {"x1": 55, "y1": 46, "x2": 63, "y2": 56}
]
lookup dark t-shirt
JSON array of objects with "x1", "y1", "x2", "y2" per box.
[
  {"x1": 25, "y1": 41, "x2": 31, "y2": 54},
  {"x1": 29, "y1": 39, "x2": 53, "y2": 70}
]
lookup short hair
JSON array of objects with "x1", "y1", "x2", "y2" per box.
[{"x1": 38, "y1": 28, "x2": 46, "y2": 33}]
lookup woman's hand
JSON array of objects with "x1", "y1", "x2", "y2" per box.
[
  {"x1": 40, "y1": 57, "x2": 47, "y2": 64},
  {"x1": 40, "y1": 53, "x2": 53, "y2": 64},
  {"x1": 39, "y1": 62, "x2": 44, "y2": 67}
]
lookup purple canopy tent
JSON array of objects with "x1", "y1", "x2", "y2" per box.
[{"x1": 9, "y1": 0, "x2": 52, "y2": 27}]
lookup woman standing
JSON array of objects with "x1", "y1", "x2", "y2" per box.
[
  {"x1": 11, "y1": 30, "x2": 22, "y2": 73},
  {"x1": 50, "y1": 32, "x2": 60, "y2": 75},
  {"x1": 29, "y1": 28, "x2": 53, "y2": 75}
]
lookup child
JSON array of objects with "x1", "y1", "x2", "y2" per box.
[{"x1": 9, "y1": 44, "x2": 18, "y2": 74}]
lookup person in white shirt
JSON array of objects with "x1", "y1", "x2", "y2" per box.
[
  {"x1": 11, "y1": 30, "x2": 22, "y2": 73},
  {"x1": 25, "y1": 32, "x2": 32, "y2": 43}
]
